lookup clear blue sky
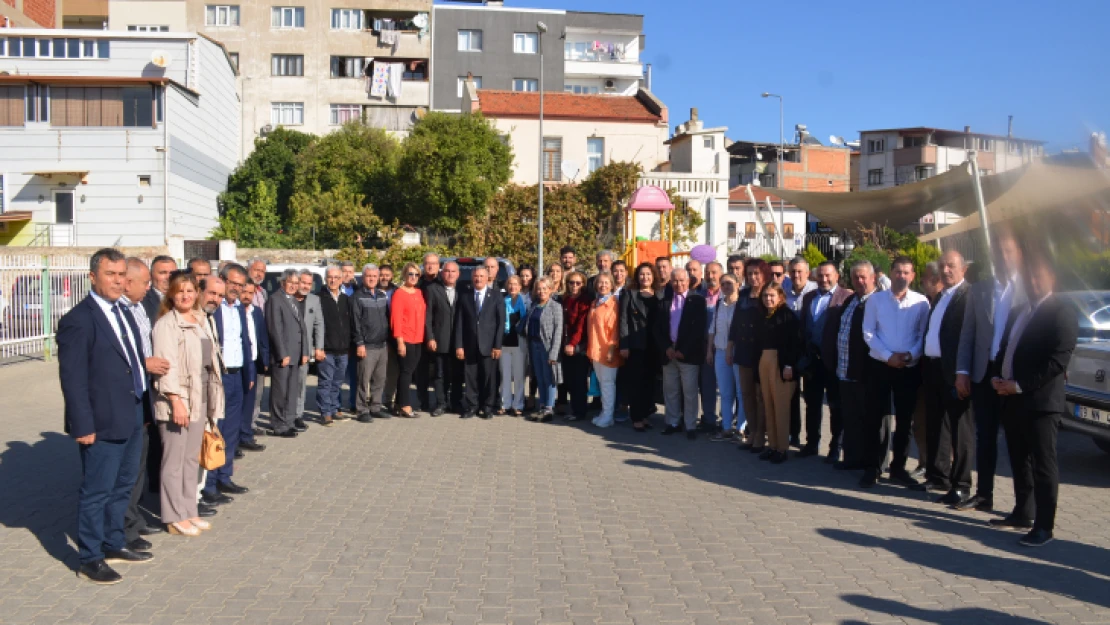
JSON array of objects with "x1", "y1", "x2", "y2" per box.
[{"x1": 489, "y1": 0, "x2": 1109, "y2": 153}]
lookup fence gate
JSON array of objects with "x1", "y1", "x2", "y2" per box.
[{"x1": 0, "y1": 254, "x2": 91, "y2": 362}]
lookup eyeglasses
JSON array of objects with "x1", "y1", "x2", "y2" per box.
[
  {"x1": 406, "y1": 272, "x2": 419, "y2": 277},
  {"x1": 771, "y1": 272, "x2": 784, "y2": 278},
  {"x1": 567, "y1": 281, "x2": 583, "y2": 286}
]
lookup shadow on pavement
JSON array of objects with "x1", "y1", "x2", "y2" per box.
[
  {"x1": 838, "y1": 594, "x2": 1052, "y2": 625},
  {"x1": 0, "y1": 432, "x2": 81, "y2": 571}
]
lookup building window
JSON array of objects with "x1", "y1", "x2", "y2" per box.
[
  {"x1": 331, "y1": 56, "x2": 370, "y2": 78},
  {"x1": 0, "y1": 85, "x2": 24, "y2": 127},
  {"x1": 128, "y1": 25, "x2": 169, "y2": 32},
  {"x1": 727, "y1": 222, "x2": 737, "y2": 239},
  {"x1": 457, "y1": 76, "x2": 482, "y2": 97},
  {"x1": 564, "y1": 84, "x2": 599, "y2": 95},
  {"x1": 1, "y1": 37, "x2": 108, "y2": 59},
  {"x1": 564, "y1": 41, "x2": 589, "y2": 60},
  {"x1": 228, "y1": 52, "x2": 239, "y2": 70},
  {"x1": 867, "y1": 169, "x2": 883, "y2": 186},
  {"x1": 586, "y1": 137, "x2": 604, "y2": 174},
  {"x1": 867, "y1": 138, "x2": 885, "y2": 153},
  {"x1": 783, "y1": 223, "x2": 794, "y2": 239},
  {"x1": 703, "y1": 137, "x2": 714, "y2": 149},
  {"x1": 138, "y1": 175, "x2": 151, "y2": 187},
  {"x1": 50, "y1": 85, "x2": 159, "y2": 127},
  {"x1": 331, "y1": 8, "x2": 363, "y2": 30},
  {"x1": 271, "y1": 102, "x2": 304, "y2": 126},
  {"x1": 271, "y1": 54, "x2": 304, "y2": 76},
  {"x1": 205, "y1": 5, "x2": 240, "y2": 26},
  {"x1": 513, "y1": 33, "x2": 538, "y2": 54},
  {"x1": 512, "y1": 78, "x2": 538, "y2": 92},
  {"x1": 744, "y1": 223, "x2": 757, "y2": 239},
  {"x1": 1008, "y1": 141, "x2": 1022, "y2": 155},
  {"x1": 25, "y1": 84, "x2": 49, "y2": 123},
  {"x1": 271, "y1": 7, "x2": 305, "y2": 29},
  {"x1": 903, "y1": 136, "x2": 925, "y2": 148},
  {"x1": 330, "y1": 104, "x2": 361, "y2": 125},
  {"x1": 765, "y1": 223, "x2": 776, "y2": 237},
  {"x1": 457, "y1": 30, "x2": 482, "y2": 52},
  {"x1": 976, "y1": 137, "x2": 993, "y2": 151},
  {"x1": 542, "y1": 137, "x2": 562, "y2": 182},
  {"x1": 915, "y1": 166, "x2": 933, "y2": 181}
]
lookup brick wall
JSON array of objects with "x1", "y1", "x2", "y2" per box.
[
  {"x1": 2, "y1": 0, "x2": 16, "y2": 10},
  {"x1": 805, "y1": 148, "x2": 850, "y2": 176},
  {"x1": 21, "y1": 0, "x2": 56, "y2": 27}
]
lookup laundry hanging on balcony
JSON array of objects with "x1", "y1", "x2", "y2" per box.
[
  {"x1": 387, "y1": 62, "x2": 404, "y2": 98},
  {"x1": 369, "y1": 62, "x2": 389, "y2": 98}
]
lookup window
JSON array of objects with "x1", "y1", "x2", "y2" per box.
[
  {"x1": 1008, "y1": 141, "x2": 1022, "y2": 155},
  {"x1": 765, "y1": 223, "x2": 776, "y2": 237},
  {"x1": 867, "y1": 138, "x2": 885, "y2": 153},
  {"x1": 727, "y1": 222, "x2": 737, "y2": 240},
  {"x1": 138, "y1": 175, "x2": 151, "y2": 187},
  {"x1": 744, "y1": 223, "x2": 757, "y2": 239},
  {"x1": 205, "y1": 5, "x2": 240, "y2": 26},
  {"x1": 564, "y1": 41, "x2": 588, "y2": 60},
  {"x1": 513, "y1": 33, "x2": 537, "y2": 54},
  {"x1": 867, "y1": 169, "x2": 883, "y2": 186},
  {"x1": 457, "y1": 76, "x2": 482, "y2": 97},
  {"x1": 25, "y1": 84, "x2": 48, "y2": 123},
  {"x1": 50, "y1": 85, "x2": 159, "y2": 127},
  {"x1": 271, "y1": 102, "x2": 304, "y2": 126},
  {"x1": 228, "y1": 52, "x2": 239, "y2": 71},
  {"x1": 0, "y1": 86, "x2": 24, "y2": 127},
  {"x1": 1, "y1": 37, "x2": 108, "y2": 59},
  {"x1": 542, "y1": 137, "x2": 562, "y2": 182},
  {"x1": 903, "y1": 136, "x2": 925, "y2": 148},
  {"x1": 331, "y1": 8, "x2": 362, "y2": 30},
  {"x1": 457, "y1": 30, "x2": 482, "y2": 51},
  {"x1": 783, "y1": 224, "x2": 794, "y2": 239},
  {"x1": 128, "y1": 25, "x2": 169, "y2": 32},
  {"x1": 512, "y1": 78, "x2": 538, "y2": 92},
  {"x1": 331, "y1": 56, "x2": 370, "y2": 78},
  {"x1": 564, "y1": 84, "x2": 599, "y2": 95},
  {"x1": 976, "y1": 137, "x2": 993, "y2": 151},
  {"x1": 703, "y1": 137, "x2": 714, "y2": 149},
  {"x1": 271, "y1": 7, "x2": 305, "y2": 29},
  {"x1": 586, "y1": 137, "x2": 604, "y2": 174},
  {"x1": 271, "y1": 54, "x2": 304, "y2": 76},
  {"x1": 915, "y1": 166, "x2": 933, "y2": 181},
  {"x1": 402, "y1": 61, "x2": 427, "y2": 81},
  {"x1": 330, "y1": 104, "x2": 361, "y2": 125}
]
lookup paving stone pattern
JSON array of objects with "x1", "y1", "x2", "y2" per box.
[{"x1": 1, "y1": 360, "x2": 1110, "y2": 624}]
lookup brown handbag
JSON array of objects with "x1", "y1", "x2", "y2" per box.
[{"x1": 199, "y1": 420, "x2": 226, "y2": 470}]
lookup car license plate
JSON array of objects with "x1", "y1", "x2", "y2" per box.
[{"x1": 1075, "y1": 405, "x2": 1104, "y2": 424}]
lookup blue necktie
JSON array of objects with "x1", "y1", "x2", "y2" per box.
[{"x1": 112, "y1": 304, "x2": 144, "y2": 398}]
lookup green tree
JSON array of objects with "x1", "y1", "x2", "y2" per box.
[
  {"x1": 217, "y1": 127, "x2": 312, "y2": 240},
  {"x1": 843, "y1": 242, "x2": 891, "y2": 276},
  {"x1": 801, "y1": 242, "x2": 827, "y2": 268},
  {"x1": 211, "y1": 179, "x2": 287, "y2": 247},
  {"x1": 397, "y1": 112, "x2": 513, "y2": 231},
  {"x1": 293, "y1": 123, "x2": 400, "y2": 225},
  {"x1": 290, "y1": 181, "x2": 383, "y2": 252}
]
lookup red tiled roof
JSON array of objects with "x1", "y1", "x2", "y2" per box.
[
  {"x1": 476, "y1": 90, "x2": 662, "y2": 123},
  {"x1": 727, "y1": 185, "x2": 797, "y2": 208}
]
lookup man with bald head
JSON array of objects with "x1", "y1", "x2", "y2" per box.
[{"x1": 920, "y1": 250, "x2": 973, "y2": 505}]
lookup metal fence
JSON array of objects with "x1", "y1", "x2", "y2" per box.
[{"x1": 0, "y1": 254, "x2": 92, "y2": 362}]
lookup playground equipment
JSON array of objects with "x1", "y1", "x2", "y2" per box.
[{"x1": 621, "y1": 185, "x2": 692, "y2": 268}]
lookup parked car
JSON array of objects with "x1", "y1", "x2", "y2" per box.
[
  {"x1": 1061, "y1": 291, "x2": 1110, "y2": 453},
  {"x1": 260, "y1": 264, "x2": 326, "y2": 296},
  {"x1": 441, "y1": 257, "x2": 516, "y2": 290}
]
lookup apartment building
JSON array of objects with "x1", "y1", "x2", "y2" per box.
[
  {"x1": 432, "y1": 0, "x2": 644, "y2": 112},
  {"x1": 728, "y1": 137, "x2": 851, "y2": 192},
  {"x1": 0, "y1": 30, "x2": 239, "y2": 246}
]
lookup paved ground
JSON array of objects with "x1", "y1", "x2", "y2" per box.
[{"x1": 2, "y1": 360, "x2": 1110, "y2": 625}]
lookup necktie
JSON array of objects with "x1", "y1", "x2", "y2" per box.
[
  {"x1": 112, "y1": 304, "x2": 144, "y2": 398},
  {"x1": 476, "y1": 290, "x2": 482, "y2": 312}
]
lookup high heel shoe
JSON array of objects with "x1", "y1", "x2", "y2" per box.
[
  {"x1": 168, "y1": 522, "x2": 200, "y2": 537},
  {"x1": 190, "y1": 519, "x2": 212, "y2": 531}
]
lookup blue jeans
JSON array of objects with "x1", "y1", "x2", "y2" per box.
[
  {"x1": 529, "y1": 339, "x2": 557, "y2": 409},
  {"x1": 207, "y1": 372, "x2": 243, "y2": 490},
  {"x1": 77, "y1": 402, "x2": 143, "y2": 564},
  {"x1": 714, "y1": 349, "x2": 744, "y2": 431},
  {"x1": 316, "y1": 352, "x2": 349, "y2": 417}
]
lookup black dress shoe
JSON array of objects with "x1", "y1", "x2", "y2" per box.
[
  {"x1": 234, "y1": 449, "x2": 245, "y2": 460},
  {"x1": 431, "y1": 407, "x2": 446, "y2": 417},
  {"x1": 460, "y1": 411, "x2": 476, "y2": 419},
  {"x1": 138, "y1": 524, "x2": 165, "y2": 536},
  {"x1": 104, "y1": 547, "x2": 154, "y2": 564},
  {"x1": 1019, "y1": 528, "x2": 1054, "y2": 547},
  {"x1": 920, "y1": 479, "x2": 949, "y2": 493},
  {"x1": 269, "y1": 429, "x2": 298, "y2": 438},
  {"x1": 78, "y1": 560, "x2": 122, "y2": 584},
  {"x1": 127, "y1": 538, "x2": 152, "y2": 551},
  {"x1": 954, "y1": 494, "x2": 993, "y2": 512},
  {"x1": 935, "y1": 489, "x2": 969, "y2": 505},
  {"x1": 358, "y1": 413, "x2": 374, "y2": 423},
  {"x1": 789, "y1": 435, "x2": 801, "y2": 448},
  {"x1": 201, "y1": 491, "x2": 233, "y2": 506},
  {"x1": 770, "y1": 451, "x2": 788, "y2": 464},
  {"x1": 859, "y1": 470, "x2": 878, "y2": 489},
  {"x1": 990, "y1": 515, "x2": 1033, "y2": 530},
  {"x1": 217, "y1": 481, "x2": 249, "y2": 495},
  {"x1": 888, "y1": 469, "x2": 925, "y2": 490},
  {"x1": 796, "y1": 446, "x2": 818, "y2": 458},
  {"x1": 240, "y1": 440, "x2": 266, "y2": 452},
  {"x1": 478, "y1": 411, "x2": 492, "y2": 420},
  {"x1": 824, "y1": 447, "x2": 840, "y2": 464},
  {"x1": 660, "y1": 424, "x2": 682, "y2": 435},
  {"x1": 758, "y1": 448, "x2": 775, "y2": 460},
  {"x1": 197, "y1": 503, "x2": 218, "y2": 517},
  {"x1": 294, "y1": 418, "x2": 309, "y2": 432}
]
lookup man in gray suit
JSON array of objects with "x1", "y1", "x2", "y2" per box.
[
  {"x1": 266, "y1": 269, "x2": 310, "y2": 437},
  {"x1": 295, "y1": 270, "x2": 326, "y2": 425},
  {"x1": 954, "y1": 225, "x2": 1025, "y2": 512}
]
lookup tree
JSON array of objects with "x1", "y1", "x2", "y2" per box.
[
  {"x1": 290, "y1": 181, "x2": 383, "y2": 252},
  {"x1": 217, "y1": 128, "x2": 312, "y2": 243},
  {"x1": 397, "y1": 112, "x2": 513, "y2": 231},
  {"x1": 293, "y1": 123, "x2": 401, "y2": 225},
  {"x1": 211, "y1": 180, "x2": 286, "y2": 247},
  {"x1": 801, "y1": 242, "x2": 827, "y2": 268}
]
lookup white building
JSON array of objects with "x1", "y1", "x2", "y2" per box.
[{"x1": 0, "y1": 30, "x2": 240, "y2": 247}]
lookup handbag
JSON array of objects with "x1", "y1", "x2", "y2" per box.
[
  {"x1": 587, "y1": 369, "x2": 600, "y2": 398},
  {"x1": 199, "y1": 419, "x2": 226, "y2": 470}
]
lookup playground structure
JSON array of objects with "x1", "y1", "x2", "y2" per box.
[{"x1": 620, "y1": 185, "x2": 692, "y2": 268}]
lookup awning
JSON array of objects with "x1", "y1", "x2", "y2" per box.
[
  {"x1": 24, "y1": 170, "x2": 90, "y2": 184},
  {"x1": 0, "y1": 211, "x2": 34, "y2": 223}
]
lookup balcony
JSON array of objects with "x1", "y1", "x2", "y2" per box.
[
  {"x1": 893, "y1": 144, "x2": 936, "y2": 167},
  {"x1": 564, "y1": 59, "x2": 643, "y2": 80}
]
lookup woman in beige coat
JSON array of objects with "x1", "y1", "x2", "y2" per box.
[{"x1": 152, "y1": 274, "x2": 224, "y2": 537}]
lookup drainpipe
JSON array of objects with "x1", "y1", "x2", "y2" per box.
[{"x1": 162, "y1": 88, "x2": 170, "y2": 246}]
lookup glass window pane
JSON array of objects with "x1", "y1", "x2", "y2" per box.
[
  {"x1": 67, "y1": 38, "x2": 79, "y2": 58},
  {"x1": 23, "y1": 38, "x2": 36, "y2": 57},
  {"x1": 206, "y1": 6, "x2": 215, "y2": 24},
  {"x1": 97, "y1": 40, "x2": 109, "y2": 58},
  {"x1": 295, "y1": 8, "x2": 304, "y2": 27},
  {"x1": 271, "y1": 8, "x2": 280, "y2": 27},
  {"x1": 229, "y1": 6, "x2": 239, "y2": 25},
  {"x1": 52, "y1": 38, "x2": 65, "y2": 58},
  {"x1": 83, "y1": 40, "x2": 94, "y2": 57},
  {"x1": 38, "y1": 39, "x2": 49, "y2": 57},
  {"x1": 457, "y1": 32, "x2": 466, "y2": 50},
  {"x1": 9, "y1": 38, "x2": 19, "y2": 57}
]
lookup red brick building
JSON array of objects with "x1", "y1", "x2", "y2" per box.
[
  {"x1": 727, "y1": 139, "x2": 852, "y2": 193},
  {"x1": 0, "y1": 0, "x2": 61, "y2": 28}
]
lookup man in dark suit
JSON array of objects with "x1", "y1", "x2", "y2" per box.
[
  {"x1": 990, "y1": 251, "x2": 1077, "y2": 547},
  {"x1": 239, "y1": 280, "x2": 268, "y2": 454},
  {"x1": 266, "y1": 269, "x2": 309, "y2": 437},
  {"x1": 653, "y1": 268, "x2": 707, "y2": 440},
  {"x1": 58, "y1": 248, "x2": 155, "y2": 584},
  {"x1": 798, "y1": 261, "x2": 853, "y2": 460},
  {"x1": 140, "y1": 255, "x2": 176, "y2": 322},
  {"x1": 454, "y1": 266, "x2": 505, "y2": 419},
  {"x1": 826, "y1": 260, "x2": 879, "y2": 471},
  {"x1": 415, "y1": 252, "x2": 441, "y2": 411},
  {"x1": 424, "y1": 261, "x2": 461, "y2": 415},
  {"x1": 202, "y1": 264, "x2": 255, "y2": 505},
  {"x1": 919, "y1": 251, "x2": 973, "y2": 505}
]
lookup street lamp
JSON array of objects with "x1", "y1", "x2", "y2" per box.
[
  {"x1": 536, "y1": 20, "x2": 548, "y2": 269},
  {"x1": 761, "y1": 92, "x2": 784, "y2": 257}
]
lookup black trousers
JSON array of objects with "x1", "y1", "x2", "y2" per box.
[
  {"x1": 395, "y1": 342, "x2": 423, "y2": 409},
  {"x1": 971, "y1": 362, "x2": 1003, "y2": 498},
  {"x1": 865, "y1": 362, "x2": 920, "y2": 473},
  {"x1": 1002, "y1": 403, "x2": 1060, "y2": 531},
  {"x1": 622, "y1": 348, "x2": 657, "y2": 423},
  {"x1": 463, "y1": 353, "x2": 498, "y2": 412},
  {"x1": 416, "y1": 348, "x2": 436, "y2": 410},
  {"x1": 802, "y1": 359, "x2": 841, "y2": 450},
  {"x1": 922, "y1": 358, "x2": 974, "y2": 491},
  {"x1": 563, "y1": 353, "x2": 590, "y2": 418},
  {"x1": 425, "y1": 351, "x2": 463, "y2": 412},
  {"x1": 123, "y1": 423, "x2": 150, "y2": 542},
  {"x1": 838, "y1": 379, "x2": 874, "y2": 467},
  {"x1": 789, "y1": 385, "x2": 801, "y2": 440}
]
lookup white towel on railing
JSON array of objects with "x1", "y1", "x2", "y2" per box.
[{"x1": 387, "y1": 63, "x2": 404, "y2": 99}]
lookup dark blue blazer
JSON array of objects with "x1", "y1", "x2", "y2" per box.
[
  {"x1": 212, "y1": 303, "x2": 256, "y2": 388},
  {"x1": 250, "y1": 306, "x2": 270, "y2": 371},
  {"x1": 57, "y1": 295, "x2": 145, "y2": 440}
]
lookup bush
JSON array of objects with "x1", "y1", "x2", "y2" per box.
[{"x1": 801, "y1": 243, "x2": 827, "y2": 268}]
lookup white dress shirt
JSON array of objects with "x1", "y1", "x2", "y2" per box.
[
  {"x1": 862, "y1": 288, "x2": 931, "y2": 366},
  {"x1": 924, "y1": 280, "x2": 964, "y2": 358},
  {"x1": 244, "y1": 303, "x2": 259, "y2": 362},
  {"x1": 89, "y1": 290, "x2": 147, "y2": 392},
  {"x1": 991, "y1": 276, "x2": 1020, "y2": 361},
  {"x1": 219, "y1": 299, "x2": 245, "y2": 368},
  {"x1": 119, "y1": 294, "x2": 152, "y2": 358}
]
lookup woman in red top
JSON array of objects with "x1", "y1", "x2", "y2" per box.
[
  {"x1": 561, "y1": 271, "x2": 591, "y2": 420},
  {"x1": 390, "y1": 262, "x2": 426, "y2": 417}
]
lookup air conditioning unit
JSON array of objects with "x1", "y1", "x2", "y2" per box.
[{"x1": 604, "y1": 79, "x2": 615, "y2": 90}]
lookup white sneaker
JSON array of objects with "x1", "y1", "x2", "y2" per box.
[{"x1": 594, "y1": 417, "x2": 614, "y2": 428}]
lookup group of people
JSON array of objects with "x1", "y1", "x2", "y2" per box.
[{"x1": 58, "y1": 228, "x2": 1077, "y2": 584}]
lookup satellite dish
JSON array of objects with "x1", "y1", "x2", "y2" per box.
[
  {"x1": 151, "y1": 51, "x2": 171, "y2": 68},
  {"x1": 561, "y1": 160, "x2": 581, "y2": 181},
  {"x1": 414, "y1": 107, "x2": 427, "y2": 120},
  {"x1": 829, "y1": 135, "x2": 840, "y2": 145}
]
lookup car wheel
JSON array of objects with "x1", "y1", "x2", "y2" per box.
[{"x1": 1095, "y1": 438, "x2": 1110, "y2": 454}]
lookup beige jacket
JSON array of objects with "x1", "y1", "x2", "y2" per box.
[{"x1": 152, "y1": 309, "x2": 225, "y2": 424}]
